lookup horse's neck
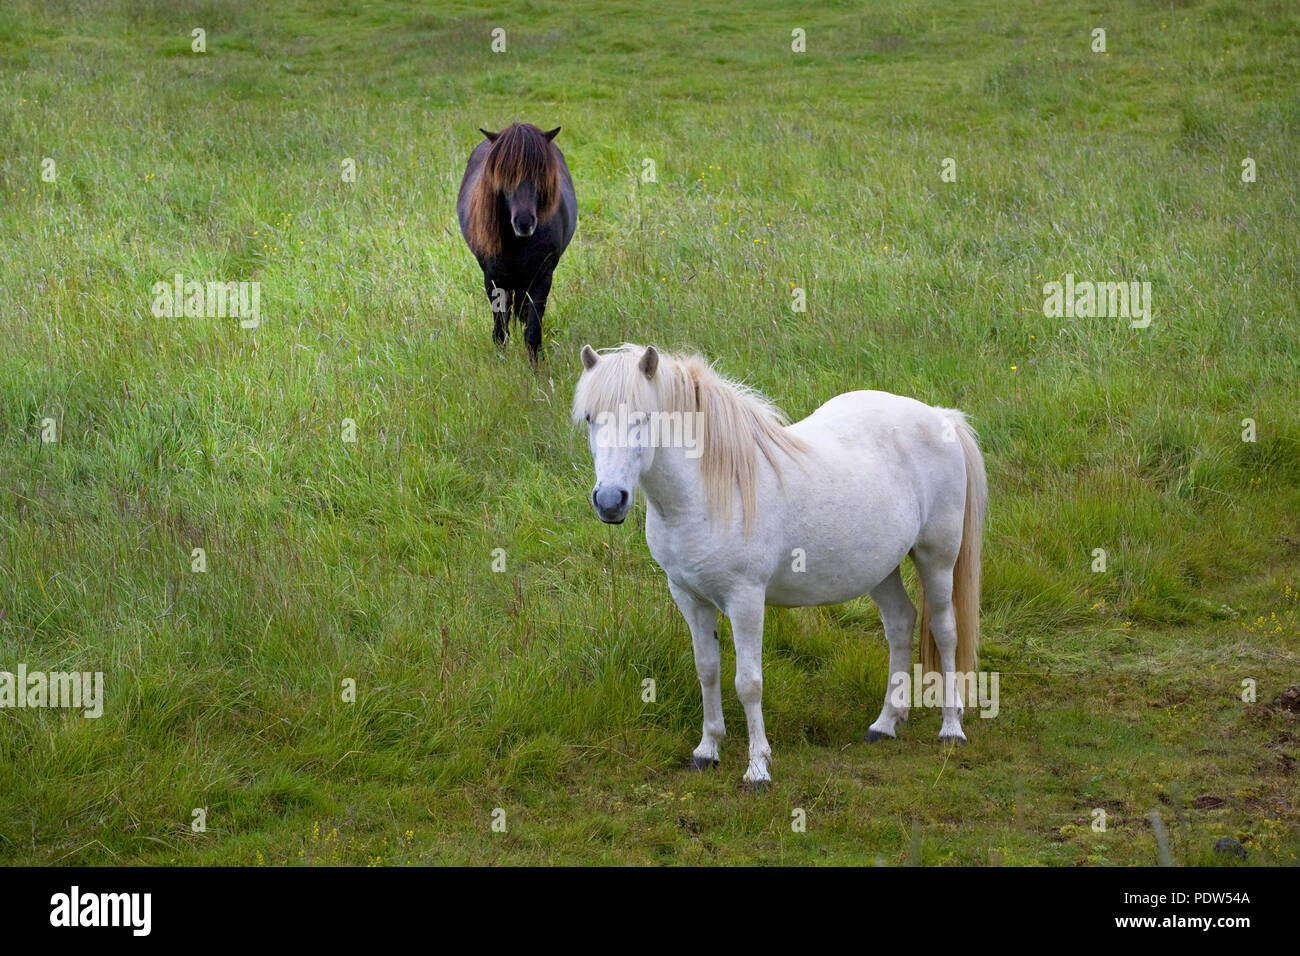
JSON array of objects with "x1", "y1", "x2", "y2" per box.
[{"x1": 638, "y1": 445, "x2": 708, "y2": 524}]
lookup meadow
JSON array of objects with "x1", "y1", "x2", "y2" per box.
[{"x1": 0, "y1": 0, "x2": 1297, "y2": 865}]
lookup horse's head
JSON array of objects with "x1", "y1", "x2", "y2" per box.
[
  {"x1": 573, "y1": 344, "x2": 660, "y2": 524},
  {"x1": 573, "y1": 344, "x2": 808, "y2": 534},
  {"x1": 478, "y1": 124, "x2": 561, "y2": 240}
]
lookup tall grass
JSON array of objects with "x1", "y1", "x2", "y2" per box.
[{"x1": 0, "y1": 0, "x2": 1297, "y2": 864}]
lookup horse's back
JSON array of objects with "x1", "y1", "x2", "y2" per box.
[
  {"x1": 790, "y1": 389, "x2": 953, "y2": 454},
  {"x1": 784, "y1": 389, "x2": 968, "y2": 542}
]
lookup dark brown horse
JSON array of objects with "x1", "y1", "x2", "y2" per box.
[{"x1": 457, "y1": 123, "x2": 578, "y2": 363}]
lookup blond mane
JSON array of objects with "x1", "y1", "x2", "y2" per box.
[{"x1": 572, "y1": 345, "x2": 808, "y2": 530}]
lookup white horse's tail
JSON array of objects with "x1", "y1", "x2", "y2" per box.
[{"x1": 920, "y1": 412, "x2": 987, "y2": 683}]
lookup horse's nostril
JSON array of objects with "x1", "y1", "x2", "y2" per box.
[{"x1": 618, "y1": 490, "x2": 629, "y2": 508}]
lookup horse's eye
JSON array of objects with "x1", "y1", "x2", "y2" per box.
[{"x1": 585, "y1": 413, "x2": 591, "y2": 423}]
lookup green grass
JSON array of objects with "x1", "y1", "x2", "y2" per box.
[{"x1": 1, "y1": 0, "x2": 1298, "y2": 865}]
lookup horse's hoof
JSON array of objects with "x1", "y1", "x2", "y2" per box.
[
  {"x1": 740, "y1": 779, "x2": 769, "y2": 794},
  {"x1": 688, "y1": 755, "x2": 719, "y2": 771},
  {"x1": 865, "y1": 729, "x2": 894, "y2": 743},
  {"x1": 938, "y1": 733, "x2": 967, "y2": 746}
]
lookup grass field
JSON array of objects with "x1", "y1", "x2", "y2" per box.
[{"x1": 1, "y1": 0, "x2": 1298, "y2": 866}]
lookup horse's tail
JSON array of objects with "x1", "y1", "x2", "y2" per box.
[{"x1": 920, "y1": 412, "x2": 987, "y2": 689}]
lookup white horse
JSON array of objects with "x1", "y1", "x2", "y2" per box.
[{"x1": 573, "y1": 344, "x2": 988, "y2": 789}]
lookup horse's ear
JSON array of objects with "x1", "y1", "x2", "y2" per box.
[
  {"x1": 543, "y1": 126, "x2": 561, "y2": 141},
  {"x1": 580, "y1": 345, "x2": 599, "y2": 371},
  {"x1": 639, "y1": 346, "x2": 658, "y2": 380},
  {"x1": 479, "y1": 128, "x2": 500, "y2": 142}
]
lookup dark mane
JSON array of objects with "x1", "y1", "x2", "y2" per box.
[{"x1": 466, "y1": 123, "x2": 561, "y2": 258}]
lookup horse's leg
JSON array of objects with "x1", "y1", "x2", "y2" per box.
[
  {"x1": 521, "y1": 273, "x2": 552, "y2": 364},
  {"x1": 668, "y1": 581, "x2": 724, "y2": 769},
  {"x1": 914, "y1": 550, "x2": 966, "y2": 743},
  {"x1": 865, "y1": 566, "x2": 917, "y2": 742},
  {"x1": 726, "y1": 589, "x2": 772, "y2": 789},
  {"x1": 485, "y1": 277, "x2": 510, "y2": 347}
]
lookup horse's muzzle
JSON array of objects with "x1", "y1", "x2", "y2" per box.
[{"x1": 592, "y1": 486, "x2": 630, "y2": 524}]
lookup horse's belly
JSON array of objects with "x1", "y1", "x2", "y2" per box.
[
  {"x1": 760, "y1": 493, "x2": 917, "y2": 607},
  {"x1": 764, "y1": 559, "x2": 889, "y2": 608}
]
